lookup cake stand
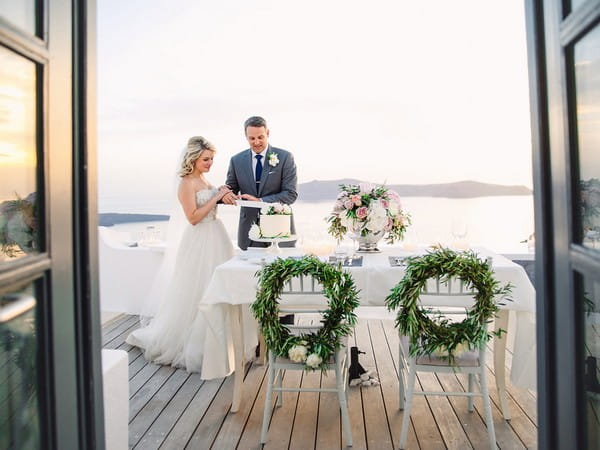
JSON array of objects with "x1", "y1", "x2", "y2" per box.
[{"x1": 253, "y1": 235, "x2": 297, "y2": 254}]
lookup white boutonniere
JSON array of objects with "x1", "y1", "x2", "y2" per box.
[{"x1": 268, "y1": 152, "x2": 279, "y2": 167}]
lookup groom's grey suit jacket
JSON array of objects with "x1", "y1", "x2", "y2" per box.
[{"x1": 226, "y1": 145, "x2": 298, "y2": 250}]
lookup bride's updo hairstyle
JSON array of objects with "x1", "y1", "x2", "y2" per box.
[{"x1": 179, "y1": 136, "x2": 216, "y2": 176}]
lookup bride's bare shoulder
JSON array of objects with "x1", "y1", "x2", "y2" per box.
[{"x1": 180, "y1": 176, "x2": 213, "y2": 194}]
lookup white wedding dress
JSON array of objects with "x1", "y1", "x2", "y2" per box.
[{"x1": 126, "y1": 188, "x2": 234, "y2": 372}]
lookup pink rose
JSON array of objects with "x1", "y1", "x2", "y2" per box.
[
  {"x1": 344, "y1": 199, "x2": 354, "y2": 210},
  {"x1": 387, "y1": 190, "x2": 401, "y2": 204},
  {"x1": 380, "y1": 199, "x2": 389, "y2": 209},
  {"x1": 351, "y1": 194, "x2": 362, "y2": 206},
  {"x1": 356, "y1": 206, "x2": 368, "y2": 219}
]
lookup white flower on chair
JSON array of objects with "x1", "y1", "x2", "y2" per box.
[
  {"x1": 306, "y1": 353, "x2": 323, "y2": 368},
  {"x1": 288, "y1": 345, "x2": 308, "y2": 363}
]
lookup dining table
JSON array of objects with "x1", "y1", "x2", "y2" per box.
[{"x1": 198, "y1": 245, "x2": 536, "y2": 419}]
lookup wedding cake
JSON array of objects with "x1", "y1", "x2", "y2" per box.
[
  {"x1": 249, "y1": 203, "x2": 293, "y2": 239},
  {"x1": 258, "y1": 214, "x2": 291, "y2": 238}
]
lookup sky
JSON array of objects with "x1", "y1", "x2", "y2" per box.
[{"x1": 97, "y1": 0, "x2": 534, "y2": 209}]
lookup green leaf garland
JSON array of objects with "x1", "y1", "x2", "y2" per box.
[
  {"x1": 385, "y1": 248, "x2": 512, "y2": 363},
  {"x1": 251, "y1": 256, "x2": 360, "y2": 371}
]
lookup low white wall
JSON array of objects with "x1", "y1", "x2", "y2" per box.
[
  {"x1": 102, "y1": 349, "x2": 128, "y2": 450},
  {"x1": 98, "y1": 226, "x2": 164, "y2": 315}
]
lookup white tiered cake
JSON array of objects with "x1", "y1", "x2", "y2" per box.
[{"x1": 259, "y1": 214, "x2": 291, "y2": 238}]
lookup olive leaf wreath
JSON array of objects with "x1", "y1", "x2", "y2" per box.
[
  {"x1": 385, "y1": 248, "x2": 512, "y2": 362},
  {"x1": 251, "y1": 256, "x2": 360, "y2": 371}
]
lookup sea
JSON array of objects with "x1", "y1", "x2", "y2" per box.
[{"x1": 102, "y1": 195, "x2": 535, "y2": 255}]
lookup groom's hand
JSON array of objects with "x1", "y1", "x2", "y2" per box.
[{"x1": 240, "y1": 194, "x2": 260, "y2": 202}]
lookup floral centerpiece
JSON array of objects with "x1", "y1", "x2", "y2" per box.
[{"x1": 327, "y1": 183, "x2": 410, "y2": 251}]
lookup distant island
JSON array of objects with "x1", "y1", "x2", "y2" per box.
[
  {"x1": 298, "y1": 179, "x2": 532, "y2": 202},
  {"x1": 99, "y1": 179, "x2": 532, "y2": 225}
]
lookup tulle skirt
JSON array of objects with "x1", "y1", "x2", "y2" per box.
[{"x1": 126, "y1": 218, "x2": 234, "y2": 372}]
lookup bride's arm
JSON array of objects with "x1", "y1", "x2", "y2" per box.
[{"x1": 178, "y1": 180, "x2": 230, "y2": 225}]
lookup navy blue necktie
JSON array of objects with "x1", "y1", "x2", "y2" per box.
[{"x1": 255, "y1": 154, "x2": 263, "y2": 193}]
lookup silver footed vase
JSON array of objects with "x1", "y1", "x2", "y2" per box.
[{"x1": 353, "y1": 230, "x2": 384, "y2": 253}]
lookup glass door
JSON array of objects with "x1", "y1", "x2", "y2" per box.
[
  {"x1": 525, "y1": 0, "x2": 600, "y2": 448},
  {"x1": 0, "y1": 1, "x2": 103, "y2": 448}
]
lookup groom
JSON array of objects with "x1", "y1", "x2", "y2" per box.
[{"x1": 222, "y1": 116, "x2": 298, "y2": 250}]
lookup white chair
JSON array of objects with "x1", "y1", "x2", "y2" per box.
[
  {"x1": 259, "y1": 274, "x2": 353, "y2": 447},
  {"x1": 396, "y1": 276, "x2": 497, "y2": 450}
]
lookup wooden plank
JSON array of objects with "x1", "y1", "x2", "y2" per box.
[
  {"x1": 159, "y1": 377, "x2": 225, "y2": 450},
  {"x1": 105, "y1": 316, "x2": 541, "y2": 450},
  {"x1": 486, "y1": 341, "x2": 538, "y2": 421},
  {"x1": 417, "y1": 371, "x2": 472, "y2": 449},
  {"x1": 104, "y1": 322, "x2": 140, "y2": 350},
  {"x1": 371, "y1": 320, "x2": 419, "y2": 449},
  {"x1": 102, "y1": 315, "x2": 138, "y2": 346},
  {"x1": 185, "y1": 373, "x2": 236, "y2": 448},
  {"x1": 133, "y1": 373, "x2": 204, "y2": 450},
  {"x1": 453, "y1": 357, "x2": 537, "y2": 449},
  {"x1": 127, "y1": 345, "x2": 142, "y2": 362},
  {"x1": 236, "y1": 363, "x2": 278, "y2": 450},
  {"x1": 435, "y1": 372, "x2": 525, "y2": 450},
  {"x1": 129, "y1": 353, "x2": 149, "y2": 380},
  {"x1": 101, "y1": 313, "x2": 129, "y2": 335},
  {"x1": 129, "y1": 362, "x2": 162, "y2": 398},
  {"x1": 353, "y1": 320, "x2": 394, "y2": 449},
  {"x1": 382, "y1": 320, "x2": 445, "y2": 449},
  {"x1": 315, "y1": 370, "x2": 341, "y2": 449},
  {"x1": 129, "y1": 369, "x2": 190, "y2": 448},
  {"x1": 288, "y1": 368, "x2": 320, "y2": 449},
  {"x1": 346, "y1": 328, "x2": 368, "y2": 450},
  {"x1": 211, "y1": 362, "x2": 268, "y2": 449},
  {"x1": 129, "y1": 365, "x2": 175, "y2": 419},
  {"x1": 260, "y1": 370, "x2": 303, "y2": 450}
]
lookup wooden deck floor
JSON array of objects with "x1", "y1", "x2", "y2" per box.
[{"x1": 102, "y1": 314, "x2": 538, "y2": 449}]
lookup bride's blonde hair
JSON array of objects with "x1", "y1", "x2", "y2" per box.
[{"x1": 179, "y1": 136, "x2": 216, "y2": 176}]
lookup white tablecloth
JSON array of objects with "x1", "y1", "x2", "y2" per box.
[{"x1": 200, "y1": 246, "x2": 536, "y2": 390}]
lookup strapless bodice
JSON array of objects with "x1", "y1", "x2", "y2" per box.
[{"x1": 196, "y1": 188, "x2": 218, "y2": 223}]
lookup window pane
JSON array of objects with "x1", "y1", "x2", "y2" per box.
[
  {"x1": 0, "y1": 281, "x2": 41, "y2": 449},
  {"x1": 574, "y1": 27, "x2": 600, "y2": 251},
  {"x1": 579, "y1": 273, "x2": 600, "y2": 448},
  {"x1": 0, "y1": 0, "x2": 37, "y2": 35},
  {"x1": 0, "y1": 46, "x2": 40, "y2": 264}
]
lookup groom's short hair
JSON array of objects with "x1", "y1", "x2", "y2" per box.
[{"x1": 244, "y1": 116, "x2": 267, "y2": 132}]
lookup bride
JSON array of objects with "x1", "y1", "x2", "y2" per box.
[{"x1": 126, "y1": 136, "x2": 235, "y2": 372}]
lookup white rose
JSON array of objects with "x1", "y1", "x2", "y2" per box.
[
  {"x1": 288, "y1": 345, "x2": 308, "y2": 363},
  {"x1": 340, "y1": 213, "x2": 357, "y2": 231},
  {"x1": 387, "y1": 200, "x2": 399, "y2": 215},
  {"x1": 268, "y1": 152, "x2": 279, "y2": 167},
  {"x1": 249, "y1": 224, "x2": 261, "y2": 240},
  {"x1": 367, "y1": 217, "x2": 387, "y2": 233},
  {"x1": 305, "y1": 353, "x2": 323, "y2": 368},
  {"x1": 369, "y1": 203, "x2": 387, "y2": 219},
  {"x1": 282, "y1": 204, "x2": 292, "y2": 214},
  {"x1": 260, "y1": 205, "x2": 270, "y2": 215}
]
